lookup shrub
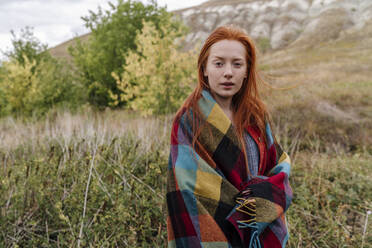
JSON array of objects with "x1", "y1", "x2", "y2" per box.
[
  {"x1": 111, "y1": 21, "x2": 196, "y2": 116},
  {"x1": 68, "y1": 0, "x2": 183, "y2": 109},
  {"x1": 0, "y1": 27, "x2": 84, "y2": 118},
  {"x1": 0, "y1": 56, "x2": 82, "y2": 118}
]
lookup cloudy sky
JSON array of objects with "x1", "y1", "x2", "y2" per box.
[{"x1": 0, "y1": 0, "x2": 206, "y2": 56}]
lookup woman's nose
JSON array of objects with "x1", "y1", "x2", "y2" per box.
[{"x1": 224, "y1": 64, "x2": 233, "y2": 78}]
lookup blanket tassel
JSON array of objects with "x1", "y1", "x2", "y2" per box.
[{"x1": 236, "y1": 198, "x2": 261, "y2": 248}]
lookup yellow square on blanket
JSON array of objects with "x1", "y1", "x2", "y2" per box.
[
  {"x1": 206, "y1": 105, "x2": 230, "y2": 135},
  {"x1": 194, "y1": 170, "x2": 222, "y2": 201}
]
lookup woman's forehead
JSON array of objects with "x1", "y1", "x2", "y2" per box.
[{"x1": 209, "y1": 40, "x2": 246, "y2": 60}]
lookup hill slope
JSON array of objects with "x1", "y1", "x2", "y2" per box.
[
  {"x1": 174, "y1": 0, "x2": 372, "y2": 49},
  {"x1": 49, "y1": 0, "x2": 372, "y2": 57}
]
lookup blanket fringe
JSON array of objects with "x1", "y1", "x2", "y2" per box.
[
  {"x1": 236, "y1": 198, "x2": 256, "y2": 215},
  {"x1": 236, "y1": 222, "x2": 261, "y2": 248},
  {"x1": 235, "y1": 195, "x2": 261, "y2": 248}
]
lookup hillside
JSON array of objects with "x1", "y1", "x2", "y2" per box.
[
  {"x1": 174, "y1": 0, "x2": 372, "y2": 49},
  {"x1": 49, "y1": 0, "x2": 372, "y2": 56},
  {"x1": 49, "y1": 32, "x2": 90, "y2": 62},
  {"x1": 260, "y1": 29, "x2": 372, "y2": 151}
]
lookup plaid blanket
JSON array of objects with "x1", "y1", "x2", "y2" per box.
[{"x1": 166, "y1": 90, "x2": 293, "y2": 247}]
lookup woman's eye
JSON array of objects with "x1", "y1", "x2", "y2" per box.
[
  {"x1": 234, "y1": 63, "x2": 242, "y2": 67},
  {"x1": 215, "y1": 62, "x2": 223, "y2": 67}
]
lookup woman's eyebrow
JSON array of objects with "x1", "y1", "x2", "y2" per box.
[
  {"x1": 211, "y1": 55, "x2": 244, "y2": 61},
  {"x1": 211, "y1": 56, "x2": 224, "y2": 60}
]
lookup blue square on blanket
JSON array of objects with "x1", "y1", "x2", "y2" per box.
[
  {"x1": 175, "y1": 167, "x2": 197, "y2": 192},
  {"x1": 175, "y1": 145, "x2": 199, "y2": 170}
]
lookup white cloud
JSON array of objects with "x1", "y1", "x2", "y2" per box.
[{"x1": 0, "y1": 0, "x2": 110, "y2": 56}]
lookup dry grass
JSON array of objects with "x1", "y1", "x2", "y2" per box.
[
  {"x1": 257, "y1": 35, "x2": 372, "y2": 152},
  {"x1": 0, "y1": 108, "x2": 172, "y2": 157}
]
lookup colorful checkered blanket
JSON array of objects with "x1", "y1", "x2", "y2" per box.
[{"x1": 166, "y1": 90, "x2": 293, "y2": 247}]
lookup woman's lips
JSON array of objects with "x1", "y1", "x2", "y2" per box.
[{"x1": 221, "y1": 82, "x2": 234, "y2": 88}]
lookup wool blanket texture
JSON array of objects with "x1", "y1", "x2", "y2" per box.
[{"x1": 166, "y1": 90, "x2": 293, "y2": 248}]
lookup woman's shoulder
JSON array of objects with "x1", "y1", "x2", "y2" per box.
[
  {"x1": 172, "y1": 107, "x2": 192, "y2": 128},
  {"x1": 170, "y1": 107, "x2": 194, "y2": 140}
]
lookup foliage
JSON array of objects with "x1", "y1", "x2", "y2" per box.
[
  {"x1": 68, "y1": 0, "x2": 184, "y2": 109},
  {"x1": 0, "y1": 56, "x2": 36, "y2": 116},
  {"x1": 2, "y1": 26, "x2": 49, "y2": 69},
  {"x1": 0, "y1": 26, "x2": 84, "y2": 118},
  {"x1": 0, "y1": 55, "x2": 82, "y2": 118},
  {"x1": 111, "y1": 21, "x2": 196, "y2": 116}
]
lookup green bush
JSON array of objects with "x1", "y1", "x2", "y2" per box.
[
  {"x1": 110, "y1": 21, "x2": 195, "y2": 116},
  {"x1": 0, "y1": 27, "x2": 84, "y2": 118},
  {"x1": 3, "y1": 26, "x2": 48, "y2": 69},
  {"x1": 256, "y1": 37, "x2": 271, "y2": 54},
  {"x1": 68, "y1": 0, "x2": 184, "y2": 109},
  {"x1": 0, "y1": 56, "x2": 83, "y2": 118}
]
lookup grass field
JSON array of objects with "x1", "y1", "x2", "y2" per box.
[{"x1": 1, "y1": 105, "x2": 371, "y2": 247}]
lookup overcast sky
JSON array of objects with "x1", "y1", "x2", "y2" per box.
[{"x1": 0, "y1": 0, "x2": 206, "y2": 56}]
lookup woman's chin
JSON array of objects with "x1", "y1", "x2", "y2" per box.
[{"x1": 214, "y1": 90, "x2": 238, "y2": 99}]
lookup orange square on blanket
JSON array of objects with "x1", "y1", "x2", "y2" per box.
[
  {"x1": 199, "y1": 214, "x2": 227, "y2": 242},
  {"x1": 194, "y1": 170, "x2": 222, "y2": 201}
]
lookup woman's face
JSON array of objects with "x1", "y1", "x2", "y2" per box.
[{"x1": 204, "y1": 39, "x2": 247, "y2": 103}]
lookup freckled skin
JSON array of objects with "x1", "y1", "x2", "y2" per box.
[{"x1": 204, "y1": 39, "x2": 247, "y2": 112}]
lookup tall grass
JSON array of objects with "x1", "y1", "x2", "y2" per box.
[
  {"x1": 288, "y1": 151, "x2": 372, "y2": 247},
  {"x1": 0, "y1": 108, "x2": 371, "y2": 247},
  {"x1": 0, "y1": 109, "x2": 171, "y2": 247}
]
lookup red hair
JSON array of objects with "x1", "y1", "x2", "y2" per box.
[{"x1": 174, "y1": 25, "x2": 268, "y2": 174}]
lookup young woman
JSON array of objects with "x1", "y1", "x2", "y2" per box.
[{"x1": 166, "y1": 26, "x2": 293, "y2": 248}]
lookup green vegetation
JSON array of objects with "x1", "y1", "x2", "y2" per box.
[
  {"x1": 0, "y1": 113, "x2": 168, "y2": 246},
  {"x1": 288, "y1": 151, "x2": 371, "y2": 247},
  {"x1": 0, "y1": 110, "x2": 371, "y2": 247},
  {"x1": 0, "y1": 28, "x2": 82, "y2": 118},
  {"x1": 256, "y1": 37, "x2": 271, "y2": 54},
  {"x1": 68, "y1": 0, "x2": 185, "y2": 109},
  {"x1": 0, "y1": 0, "x2": 190, "y2": 118},
  {"x1": 110, "y1": 21, "x2": 196, "y2": 116},
  {"x1": 3, "y1": 27, "x2": 48, "y2": 68}
]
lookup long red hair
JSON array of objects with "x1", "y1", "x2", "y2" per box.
[{"x1": 174, "y1": 25, "x2": 268, "y2": 173}]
